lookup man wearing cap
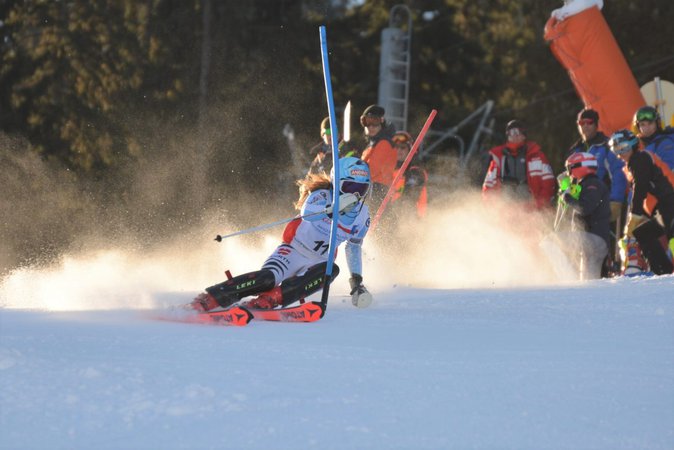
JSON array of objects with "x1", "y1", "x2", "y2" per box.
[
  {"x1": 568, "y1": 108, "x2": 627, "y2": 223},
  {"x1": 482, "y1": 119, "x2": 556, "y2": 210},
  {"x1": 359, "y1": 105, "x2": 397, "y2": 207}
]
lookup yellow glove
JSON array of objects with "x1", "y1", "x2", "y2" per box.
[
  {"x1": 609, "y1": 202, "x2": 623, "y2": 222},
  {"x1": 669, "y1": 238, "x2": 674, "y2": 256},
  {"x1": 624, "y1": 213, "x2": 646, "y2": 237}
]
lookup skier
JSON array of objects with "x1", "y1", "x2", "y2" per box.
[
  {"x1": 634, "y1": 106, "x2": 674, "y2": 169},
  {"x1": 390, "y1": 131, "x2": 428, "y2": 219},
  {"x1": 482, "y1": 120, "x2": 556, "y2": 210},
  {"x1": 190, "y1": 157, "x2": 374, "y2": 311},
  {"x1": 608, "y1": 129, "x2": 674, "y2": 275},
  {"x1": 568, "y1": 108, "x2": 627, "y2": 222},
  {"x1": 557, "y1": 152, "x2": 611, "y2": 279},
  {"x1": 359, "y1": 105, "x2": 397, "y2": 208}
]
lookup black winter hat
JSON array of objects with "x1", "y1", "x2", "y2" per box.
[
  {"x1": 577, "y1": 108, "x2": 599, "y2": 123},
  {"x1": 361, "y1": 104, "x2": 385, "y2": 118},
  {"x1": 505, "y1": 119, "x2": 527, "y2": 135}
]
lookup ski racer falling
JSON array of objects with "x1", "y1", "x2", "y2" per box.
[{"x1": 190, "y1": 157, "x2": 373, "y2": 312}]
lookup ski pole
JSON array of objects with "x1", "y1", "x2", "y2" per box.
[
  {"x1": 553, "y1": 199, "x2": 567, "y2": 231},
  {"x1": 370, "y1": 109, "x2": 437, "y2": 233},
  {"x1": 214, "y1": 209, "x2": 326, "y2": 242}
]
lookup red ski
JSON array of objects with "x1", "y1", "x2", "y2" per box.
[
  {"x1": 192, "y1": 306, "x2": 253, "y2": 326},
  {"x1": 154, "y1": 302, "x2": 325, "y2": 327},
  {"x1": 153, "y1": 305, "x2": 252, "y2": 327},
  {"x1": 247, "y1": 301, "x2": 325, "y2": 323}
]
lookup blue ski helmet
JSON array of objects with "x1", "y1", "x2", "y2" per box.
[{"x1": 331, "y1": 157, "x2": 371, "y2": 198}]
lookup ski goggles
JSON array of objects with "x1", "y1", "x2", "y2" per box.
[
  {"x1": 392, "y1": 133, "x2": 411, "y2": 145},
  {"x1": 506, "y1": 128, "x2": 524, "y2": 138},
  {"x1": 321, "y1": 128, "x2": 331, "y2": 136},
  {"x1": 577, "y1": 118, "x2": 595, "y2": 126},
  {"x1": 609, "y1": 137, "x2": 638, "y2": 155},
  {"x1": 340, "y1": 180, "x2": 370, "y2": 197},
  {"x1": 636, "y1": 109, "x2": 657, "y2": 122},
  {"x1": 360, "y1": 115, "x2": 383, "y2": 127}
]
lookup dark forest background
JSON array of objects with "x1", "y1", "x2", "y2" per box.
[{"x1": 1, "y1": 0, "x2": 673, "y2": 272}]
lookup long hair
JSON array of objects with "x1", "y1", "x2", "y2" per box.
[{"x1": 295, "y1": 172, "x2": 332, "y2": 210}]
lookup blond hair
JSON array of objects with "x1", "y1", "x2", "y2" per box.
[{"x1": 295, "y1": 172, "x2": 332, "y2": 210}]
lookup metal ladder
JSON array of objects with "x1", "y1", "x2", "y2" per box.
[{"x1": 377, "y1": 5, "x2": 412, "y2": 132}]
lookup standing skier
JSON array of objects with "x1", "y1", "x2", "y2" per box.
[
  {"x1": 191, "y1": 157, "x2": 374, "y2": 311},
  {"x1": 609, "y1": 129, "x2": 674, "y2": 275},
  {"x1": 557, "y1": 152, "x2": 611, "y2": 279}
]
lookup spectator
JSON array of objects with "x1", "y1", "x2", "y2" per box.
[
  {"x1": 569, "y1": 108, "x2": 627, "y2": 222},
  {"x1": 359, "y1": 105, "x2": 397, "y2": 208},
  {"x1": 482, "y1": 120, "x2": 556, "y2": 211},
  {"x1": 390, "y1": 131, "x2": 428, "y2": 219},
  {"x1": 634, "y1": 106, "x2": 674, "y2": 169},
  {"x1": 557, "y1": 152, "x2": 611, "y2": 279},
  {"x1": 307, "y1": 117, "x2": 334, "y2": 175},
  {"x1": 609, "y1": 129, "x2": 674, "y2": 275}
]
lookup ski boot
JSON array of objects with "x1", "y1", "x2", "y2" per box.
[
  {"x1": 620, "y1": 237, "x2": 649, "y2": 276},
  {"x1": 189, "y1": 292, "x2": 220, "y2": 312},
  {"x1": 245, "y1": 287, "x2": 283, "y2": 310}
]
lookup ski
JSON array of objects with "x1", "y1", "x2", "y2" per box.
[
  {"x1": 153, "y1": 305, "x2": 253, "y2": 327},
  {"x1": 246, "y1": 301, "x2": 325, "y2": 323},
  {"x1": 155, "y1": 302, "x2": 325, "y2": 326},
  {"x1": 192, "y1": 306, "x2": 253, "y2": 326}
]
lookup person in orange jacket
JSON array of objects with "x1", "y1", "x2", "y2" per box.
[
  {"x1": 359, "y1": 105, "x2": 397, "y2": 208},
  {"x1": 482, "y1": 120, "x2": 556, "y2": 211},
  {"x1": 390, "y1": 131, "x2": 428, "y2": 218}
]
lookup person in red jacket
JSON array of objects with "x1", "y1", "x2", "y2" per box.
[
  {"x1": 482, "y1": 120, "x2": 556, "y2": 211},
  {"x1": 359, "y1": 105, "x2": 397, "y2": 208}
]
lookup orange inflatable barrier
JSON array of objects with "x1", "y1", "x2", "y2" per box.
[{"x1": 544, "y1": 3, "x2": 645, "y2": 134}]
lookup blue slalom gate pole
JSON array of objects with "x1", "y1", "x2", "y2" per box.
[{"x1": 319, "y1": 25, "x2": 340, "y2": 307}]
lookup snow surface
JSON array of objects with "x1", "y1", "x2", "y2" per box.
[
  {"x1": 2, "y1": 268, "x2": 673, "y2": 449},
  {"x1": 1, "y1": 200, "x2": 673, "y2": 449}
]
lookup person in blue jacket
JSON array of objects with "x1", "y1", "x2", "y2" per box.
[
  {"x1": 634, "y1": 106, "x2": 674, "y2": 170},
  {"x1": 568, "y1": 108, "x2": 627, "y2": 223}
]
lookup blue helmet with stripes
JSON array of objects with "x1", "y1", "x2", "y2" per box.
[{"x1": 331, "y1": 157, "x2": 371, "y2": 198}]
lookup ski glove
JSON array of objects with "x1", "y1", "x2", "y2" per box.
[
  {"x1": 349, "y1": 274, "x2": 364, "y2": 295},
  {"x1": 561, "y1": 184, "x2": 581, "y2": 203},
  {"x1": 349, "y1": 273, "x2": 372, "y2": 308},
  {"x1": 325, "y1": 193, "x2": 360, "y2": 217},
  {"x1": 558, "y1": 174, "x2": 571, "y2": 193}
]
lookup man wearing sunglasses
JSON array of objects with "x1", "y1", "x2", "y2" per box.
[
  {"x1": 482, "y1": 120, "x2": 556, "y2": 211},
  {"x1": 569, "y1": 108, "x2": 627, "y2": 223},
  {"x1": 634, "y1": 106, "x2": 674, "y2": 170},
  {"x1": 359, "y1": 105, "x2": 397, "y2": 208}
]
